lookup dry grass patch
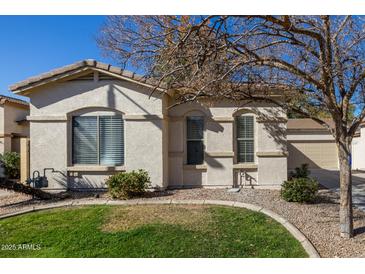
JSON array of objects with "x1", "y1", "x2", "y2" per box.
[{"x1": 102, "y1": 204, "x2": 213, "y2": 232}]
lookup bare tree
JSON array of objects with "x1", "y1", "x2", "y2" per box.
[{"x1": 98, "y1": 15, "x2": 365, "y2": 238}]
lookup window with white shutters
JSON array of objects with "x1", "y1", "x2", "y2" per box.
[
  {"x1": 236, "y1": 116, "x2": 255, "y2": 163},
  {"x1": 72, "y1": 115, "x2": 124, "y2": 166},
  {"x1": 186, "y1": 116, "x2": 204, "y2": 165}
]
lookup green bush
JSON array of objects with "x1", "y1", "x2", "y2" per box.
[
  {"x1": 0, "y1": 152, "x2": 20, "y2": 179},
  {"x1": 106, "y1": 169, "x2": 151, "y2": 199},
  {"x1": 289, "y1": 163, "x2": 310, "y2": 179},
  {"x1": 281, "y1": 177, "x2": 319, "y2": 203}
]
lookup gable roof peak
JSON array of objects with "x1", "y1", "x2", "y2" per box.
[{"x1": 10, "y1": 59, "x2": 166, "y2": 95}]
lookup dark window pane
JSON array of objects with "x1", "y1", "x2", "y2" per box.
[
  {"x1": 187, "y1": 116, "x2": 204, "y2": 165},
  {"x1": 187, "y1": 141, "x2": 204, "y2": 165},
  {"x1": 99, "y1": 116, "x2": 124, "y2": 165},
  {"x1": 73, "y1": 116, "x2": 98, "y2": 165},
  {"x1": 187, "y1": 117, "x2": 204, "y2": 140}
]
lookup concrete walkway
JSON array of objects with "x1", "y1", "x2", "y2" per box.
[{"x1": 311, "y1": 169, "x2": 365, "y2": 211}]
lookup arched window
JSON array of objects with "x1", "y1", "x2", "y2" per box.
[
  {"x1": 236, "y1": 115, "x2": 255, "y2": 163},
  {"x1": 186, "y1": 116, "x2": 204, "y2": 165},
  {"x1": 72, "y1": 114, "x2": 124, "y2": 166}
]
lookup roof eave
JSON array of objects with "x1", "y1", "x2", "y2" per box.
[
  {"x1": 10, "y1": 59, "x2": 171, "y2": 97},
  {"x1": 0, "y1": 96, "x2": 29, "y2": 107}
]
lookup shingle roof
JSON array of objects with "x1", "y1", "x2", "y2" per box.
[
  {"x1": 10, "y1": 59, "x2": 165, "y2": 94},
  {"x1": 0, "y1": 94, "x2": 29, "y2": 106},
  {"x1": 287, "y1": 118, "x2": 335, "y2": 130}
]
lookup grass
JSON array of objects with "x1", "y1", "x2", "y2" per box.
[{"x1": 0, "y1": 204, "x2": 308, "y2": 258}]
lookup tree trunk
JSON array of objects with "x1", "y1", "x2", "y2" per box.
[
  {"x1": 337, "y1": 140, "x2": 354, "y2": 238},
  {"x1": 0, "y1": 179, "x2": 54, "y2": 200}
]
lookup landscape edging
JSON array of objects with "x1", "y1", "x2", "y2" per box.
[{"x1": 0, "y1": 198, "x2": 320, "y2": 258}]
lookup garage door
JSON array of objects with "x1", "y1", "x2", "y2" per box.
[{"x1": 288, "y1": 141, "x2": 339, "y2": 170}]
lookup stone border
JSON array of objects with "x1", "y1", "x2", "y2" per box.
[{"x1": 0, "y1": 199, "x2": 320, "y2": 258}]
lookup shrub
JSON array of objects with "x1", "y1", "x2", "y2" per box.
[
  {"x1": 106, "y1": 169, "x2": 151, "y2": 199},
  {"x1": 0, "y1": 152, "x2": 20, "y2": 179},
  {"x1": 281, "y1": 177, "x2": 319, "y2": 203},
  {"x1": 289, "y1": 163, "x2": 310, "y2": 179}
]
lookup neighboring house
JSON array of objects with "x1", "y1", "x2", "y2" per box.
[
  {"x1": 10, "y1": 60, "x2": 288, "y2": 190},
  {"x1": 352, "y1": 122, "x2": 365, "y2": 170},
  {"x1": 287, "y1": 119, "x2": 339, "y2": 170},
  {"x1": 0, "y1": 95, "x2": 29, "y2": 154}
]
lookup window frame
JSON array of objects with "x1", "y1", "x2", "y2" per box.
[
  {"x1": 186, "y1": 116, "x2": 205, "y2": 165},
  {"x1": 235, "y1": 115, "x2": 255, "y2": 164},
  {"x1": 72, "y1": 114, "x2": 125, "y2": 166}
]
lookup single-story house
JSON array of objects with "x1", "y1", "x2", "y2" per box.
[
  {"x1": 10, "y1": 60, "x2": 288, "y2": 190},
  {"x1": 9, "y1": 60, "x2": 364, "y2": 191},
  {"x1": 0, "y1": 95, "x2": 29, "y2": 154}
]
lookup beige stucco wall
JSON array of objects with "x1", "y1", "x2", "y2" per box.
[
  {"x1": 352, "y1": 126, "x2": 365, "y2": 170},
  {"x1": 27, "y1": 78, "x2": 166, "y2": 190},
  {"x1": 0, "y1": 136, "x2": 11, "y2": 154},
  {"x1": 167, "y1": 100, "x2": 288, "y2": 187},
  {"x1": 125, "y1": 118, "x2": 165, "y2": 188},
  {"x1": 4, "y1": 104, "x2": 29, "y2": 137},
  {"x1": 28, "y1": 80, "x2": 163, "y2": 116},
  {"x1": 0, "y1": 103, "x2": 29, "y2": 154},
  {"x1": 24, "y1": 71, "x2": 288, "y2": 189},
  {"x1": 30, "y1": 121, "x2": 68, "y2": 188}
]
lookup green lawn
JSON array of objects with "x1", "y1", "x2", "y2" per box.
[{"x1": 0, "y1": 204, "x2": 308, "y2": 258}]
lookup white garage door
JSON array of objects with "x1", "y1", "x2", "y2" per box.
[{"x1": 288, "y1": 141, "x2": 339, "y2": 170}]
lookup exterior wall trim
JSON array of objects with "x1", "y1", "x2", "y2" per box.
[
  {"x1": 206, "y1": 151, "x2": 234, "y2": 157},
  {"x1": 124, "y1": 114, "x2": 163, "y2": 121},
  {"x1": 233, "y1": 163, "x2": 258, "y2": 169},
  {"x1": 256, "y1": 118, "x2": 287, "y2": 123},
  {"x1": 183, "y1": 164, "x2": 208, "y2": 170},
  {"x1": 210, "y1": 116, "x2": 234, "y2": 122},
  {"x1": 169, "y1": 116, "x2": 235, "y2": 123},
  {"x1": 169, "y1": 116, "x2": 288, "y2": 123},
  {"x1": 27, "y1": 115, "x2": 68, "y2": 121},
  {"x1": 28, "y1": 114, "x2": 165, "y2": 122},
  {"x1": 288, "y1": 139, "x2": 336, "y2": 143},
  {"x1": 67, "y1": 166, "x2": 126, "y2": 172},
  {"x1": 256, "y1": 151, "x2": 288, "y2": 157},
  {"x1": 287, "y1": 128, "x2": 330, "y2": 132}
]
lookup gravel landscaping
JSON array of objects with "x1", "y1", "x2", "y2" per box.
[{"x1": 1, "y1": 188, "x2": 365, "y2": 258}]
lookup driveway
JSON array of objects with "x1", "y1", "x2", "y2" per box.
[{"x1": 310, "y1": 169, "x2": 365, "y2": 211}]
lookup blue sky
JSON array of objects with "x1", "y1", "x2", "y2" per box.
[{"x1": 0, "y1": 16, "x2": 114, "y2": 100}]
